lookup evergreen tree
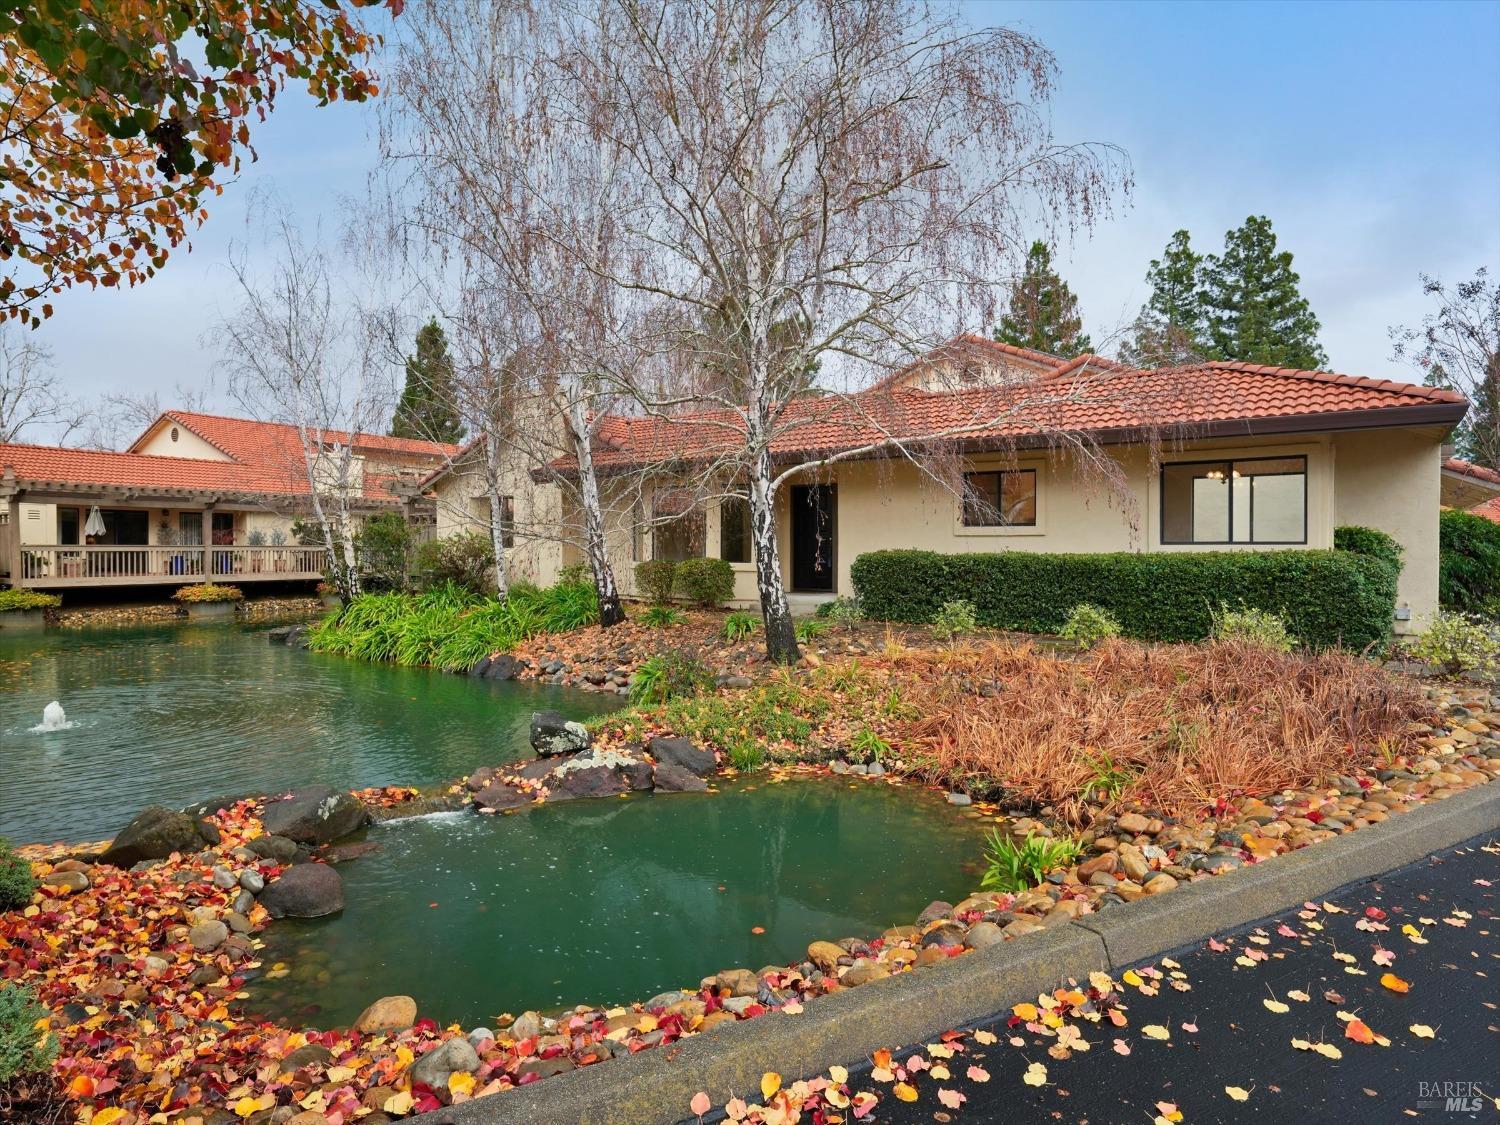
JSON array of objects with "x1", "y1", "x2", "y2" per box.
[
  {"x1": 994, "y1": 241, "x2": 1092, "y2": 357},
  {"x1": 391, "y1": 318, "x2": 465, "y2": 443},
  {"x1": 1201, "y1": 216, "x2": 1327, "y2": 369},
  {"x1": 1121, "y1": 229, "x2": 1210, "y2": 367}
]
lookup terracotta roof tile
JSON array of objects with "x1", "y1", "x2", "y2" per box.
[
  {"x1": 1444, "y1": 457, "x2": 1500, "y2": 487},
  {"x1": 145, "y1": 411, "x2": 458, "y2": 464}
]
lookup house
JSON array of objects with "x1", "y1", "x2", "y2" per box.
[
  {"x1": 422, "y1": 337, "x2": 1468, "y2": 632},
  {"x1": 1, "y1": 411, "x2": 457, "y2": 590},
  {"x1": 1440, "y1": 457, "x2": 1500, "y2": 518}
]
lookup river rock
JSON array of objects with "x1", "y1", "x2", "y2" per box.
[
  {"x1": 239, "y1": 869, "x2": 265, "y2": 893},
  {"x1": 277, "y1": 1044, "x2": 333, "y2": 1074},
  {"x1": 964, "y1": 921, "x2": 1005, "y2": 949},
  {"x1": 260, "y1": 863, "x2": 345, "y2": 919},
  {"x1": 409, "y1": 1037, "x2": 480, "y2": 1090},
  {"x1": 474, "y1": 781, "x2": 530, "y2": 811},
  {"x1": 509, "y1": 1011, "x2": 543, "y2": 1041},
  {"x1": 483, "y1": 654, "x2": 520, "y2": 681},
  {"x1": 100, "y1": 806, "x2": 205, "y2": 867},
  {"x1": 647, "y1": 735, "x2": 715, "y2": 776},
  {"x1": 548, "y1": 763, "x2": 628, "y2": 800},
  {"x1": 189, "y1": 920, "x2": 229, "y2": 952},
  {"x1": 355, "y1": 995, "x2": 418, "y2": 1034},
  {"x1": 1115, "y1": 811, "x2": 1151, "y2": 835},
  {"x1": 530, "y1": 711, "x2": 591, "y2": 757},
  {"x1": 41, "y1": 870, "x2": 89, "y2": 892},
  {"x1": 652, "y1": 762, "x2": 709, "y2": 793},
  {"x1": 211, "y1": 866, "x2": 238, "y2": 891},
  {"x1": 247, "y1": 834, "x2": 300, "y2": 864},
  {"x1": 259, "y1": 787, "x2": 369, "y2": 845},
  {"x1": 807, "y1": 941, "x2": 845, "y2": 972},
  {"x1": 714, "y1": 968, "x2": 760, "y2": 997}
]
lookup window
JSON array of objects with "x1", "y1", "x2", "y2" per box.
[
  {"x1": 1160, "y1": 457, "x2": 1306, "y2": 545},
  {"x1": 652, "y1": 489, "x2": 704, "y2": 561},
  {"x1": 961, "y1": 469, "x2": 1037, "y2": 527},
  {"x1": 58, "y1": 507, "x2": 80, "y2": 545},
  {"x1": 719, "y1": 495, "x2": 751, "y2": 563}
]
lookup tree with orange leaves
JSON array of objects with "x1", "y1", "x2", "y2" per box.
[{"x1": 0, "y1": 1, "x2": 399, "y2": 326}]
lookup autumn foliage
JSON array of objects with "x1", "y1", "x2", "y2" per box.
[
  {"x1": 892, "y1": 639, "x2": 1433, "y2": 820},
  {"x1": 0, "y1": 1, "x2": 397, "y2": 324}
]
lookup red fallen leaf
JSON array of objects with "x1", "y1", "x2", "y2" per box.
[
  {"x1": 1306, "y1": 810, "x2": 1324, "y2": 823},
  {"x1": 1365, "y1": 906, "x2": 1387, "y2": 921},
  {"x1": 1345, "y1": 1019, "x2": 1377, "y2": 1044},
  {"x1": 751, "y1": 926, "x2": 765, "y2": 935}
]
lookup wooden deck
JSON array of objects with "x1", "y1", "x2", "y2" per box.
[{"x1": 10, "y1": 545, "x2": 328, "y2": 588}]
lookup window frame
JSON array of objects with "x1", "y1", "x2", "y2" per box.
[
  {"x1": 498, "y1": 495, "x2": 515, "y2": 549},
  {"x1": 960, "y1": 468, "x2": 1038, "y2": 529},
  {"x1": 1158, "y1": 455, "x2": 1308, "y2": 546},
  {"x1": 718, "y1": 493, "x2": 752, "y2": 565}
]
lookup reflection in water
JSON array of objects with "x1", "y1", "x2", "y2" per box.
[
  {"x1": 0, "y1": 621, "x2": 619, "y2": 844},
  {"x1": 251, "y1": 777, "x2": 985, "y2": 1028}
]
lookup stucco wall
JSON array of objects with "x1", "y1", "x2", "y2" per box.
[
  {"x1": 134, "y1": 422, "x2": 233, "y2": 461},
  {"x1": 429, "y1": 450, "x2": 567, "y2": 586}
]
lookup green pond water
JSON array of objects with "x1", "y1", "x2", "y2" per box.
[
  {"x1": 249, "y1": 778, "x2": 986, "y2": 1028},
  {"x1": 0, "y1": 621, "x2": 619, "y2": 844}
]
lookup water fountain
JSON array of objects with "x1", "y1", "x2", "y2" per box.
[{"x1": 31, "y1": 700, "x2": 73, "y2": 732}]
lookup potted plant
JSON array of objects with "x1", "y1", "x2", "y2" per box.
[
  {"x1": 0, "y1": 588, "x2": 60, "y2": 631},
  {"x1": 247, "y1": 529, "x2": 267, "y2": 572},
  {"x1": 270, "y1": 528, "x2": 288, "y2": 572}
]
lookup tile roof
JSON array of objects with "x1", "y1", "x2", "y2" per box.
[
  {"x1": 566, "y1": 357, "x2": 1466, "y2": 472},
  {"x1": 1471, "y1": 497, "x2": 1500, "y2": 523},
  {"x1": 1443, "y1": 457, "x2": 1500, "y2": 487},
  {"x1": 865, "y1": 333, "x2": 1068, "y2": 392},
  {"x1": 2, "y1": 410, "x2": 456, "y2": 502}
]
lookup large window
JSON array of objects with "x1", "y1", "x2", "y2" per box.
[
  {"x1": 1160, "y1": 457, "x2": 1306, "y2": 545},
  {"x1": 961, "y1": 469, "x2": 1037, "y2": 527},
  {"x1": 719, "y1": 494, "x2": 751, "y2": 563},
  {"x1": 652, "y1": 489, "x2": 704, "y2": 561}
]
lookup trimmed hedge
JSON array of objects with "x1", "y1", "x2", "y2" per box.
[
  {"x1": 850, "y1": 548, "x2": 1398, "y2": 651},
  {"x1": 1334, "y1": 525, "x2": 1404, "y2": 572},
  {"x1": 1438, "y1": 508, "x2": 1500, "y2": 612},
  {"x1": 676, "y1": 557, "x2": 735, "y2": 608}
]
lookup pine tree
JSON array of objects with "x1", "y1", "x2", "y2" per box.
[
  {"x1": 391, "y1": 318, "x2": 465, "y2": 443},
  {"x1": 994, "y1": 241, "x2": 1092, "y2": 358},
  {"x1": 1201, "y1": 216, "x2": 1327, "y2": 369},
  {"x1": 1121, "y1": 229, "x2": 1210, "y2": 367}
]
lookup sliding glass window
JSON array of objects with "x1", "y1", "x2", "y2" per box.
[{"x1": 1160, "y1": 457, "x2": 1306, "y2": 545}]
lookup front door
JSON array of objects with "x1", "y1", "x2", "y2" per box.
[{"x1": 790, "y1": 484, "x2": 836, "y2": 592}]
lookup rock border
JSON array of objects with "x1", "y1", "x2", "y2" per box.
[{"x1": 414, "y1": 779, "x2": 1500, "y2": 1125}]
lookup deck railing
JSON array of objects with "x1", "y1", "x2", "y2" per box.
[{"x1": 15, "y1": 545, "x2": 328, "y2": 586}]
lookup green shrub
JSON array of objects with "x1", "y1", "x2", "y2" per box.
[
  {"x1": 1210, "y1": 605, "x2": 1297, "y2": 652},
  {"x1": 1410, "y1": 610, "x2": 1500, "y2": 677},
  {"x1": 630, "y1": 651, "x2": 714, "y2": 704},
  {"x1": 171, "y1": 583, "x2": 243, "y2": 604},
  {"x1": 0, "y1": 983, "x2": 55, "y2": 1083},
  {"x1": 413, "y1": 532, "x2": 496, "y2": 596},
  {"x1": 634, "y1": 559, "x2": 679, "y2": 605},
  {"x1": 356, "y1": 512, "x2": 415, "y2": 592},
  {"x1": 0, "y1": 838, "x2": 35, "y2": 912},
  {"x1": 1334, "y1": 525, "x2": 1404, "y2": 573},
  {"x1": 1058, "y1": 603, "x2": 1121, "y2": 649},
  {"x1": 848, "y1": 726, "x2": 891, "y2": 764},
  {"x1": 0, "y1": 589, "x2": 60, "y2": 613},
  {"x1": 640, "y1": 605, "x2": 686, "y2": 627},
  {"x1": 557, "y1": 562, "x2": 591, "y2": 586},
  {"x1": 675, "y1": 558, "x2": 735, "y2": 608},
  {"x1": 930, "y1": 598, "x2": 977, "y2": 641},
  {"x1": 794, "y1": 616, "x2": 829, "y2": 642},
  {"x1": 1439, "y1": 509, "x2": 1500, "y2": 613},
  {"x1": 723, "y1": 611, "x2": 759, "y2": 641},
  {"x1": 850, "y1": 548, "x2": 1397, "y2": 651},
  {"x1": 979, "y1": 830, "x2": 1082, "y2": 893},
  {"x1": 816, "y1": 595, "x2": 863, "y2": 625}
]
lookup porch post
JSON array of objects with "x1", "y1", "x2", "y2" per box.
[
  {"x1": 201, "y1": 504, "x2": 214, "y2": 582},
  {"x1": 4, "y1": 498, "x2": 20, "y2": 585}
]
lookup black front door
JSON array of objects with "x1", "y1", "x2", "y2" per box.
[{"x1": 790, "y1": 484, "x2": 836, "y2": 592}]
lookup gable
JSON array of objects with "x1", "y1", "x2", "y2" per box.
[{"x1": 132, "y1": 417, "x2": 235, "y2": 462}]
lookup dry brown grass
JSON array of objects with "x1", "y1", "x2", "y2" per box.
[{"x1": 889, "y1": 638, "x2": 1434, "y2": 822}]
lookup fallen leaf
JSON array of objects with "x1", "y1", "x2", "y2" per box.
[
  {"x1": 893, "y1": 1081, "x2": 918, "y2": 1102},
  {"x1": 761, "y1": 1071, "x2": 782, "y2": 1100},
  {"x1": 690, "y1": 1091, "x2": 711, "y2": 1116},
  {"x1": 1141, "y1": 1024, "x2": 1171, "y2": 1040},
  {"x1": 1263, "y1": 998, "x2": 1289, "y2": 1014},
  {"x1": 937, "y1": 1087, "x2": 966, "y2": 1109},
  {"x1": 1225, "y1": 1085, "x2": 1251, "y2": 1102},
  {"x1": 1345, "y1": 1019, "x2": 1377, "y2": 1044},
  {"x1": 967, "y1": 1064, "x2": 990, "y2": 1082},
  {"x1": 1409, "y1": 1024, "x2": 1435, "y2": 1039},
  {"x1": 1380, "y1": 973, "x2": 1410, "y2": 994},
  {"x1": 1022, "y1": 1062, "x2": 1048, "y2": 1087},
  {"x1": 972, "y1": 1029, "x2": 997, "y2": 1046},
  {"x1": 829, "y1": 1065, "x2": 848, "y2": 1084}
]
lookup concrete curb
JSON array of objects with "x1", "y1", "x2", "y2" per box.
[{"x1": 418, "y1": 781, "x2": 1500, "y2": 1125}]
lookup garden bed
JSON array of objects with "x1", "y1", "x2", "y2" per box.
[{"x1": 3, "y1": 639, "x2": 1497, "y2": 1124}]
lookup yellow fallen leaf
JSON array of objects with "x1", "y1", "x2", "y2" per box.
[
  {"x1": 383, "y1": 1090, "x2": 415, "y2": 1115},
  {"x1": 1401, "y1": 923, "x2": 1428, "y2": 945},
  {"x1": 761, "y1": 1071, "x2": 781, "y2": 1100},
  {"x1": 926, "y1": 1043, "x2": 954, "y2": 1059},
  {"x1": 1122, "y1": 970, "x2": 1145, "y2": 987},
  {"x1": 1012, "y1": 1002, "x2": 1040, "y2": 1022},
  {"x1": 1287, "y1": 989, "x2": 1311, "y2": 1002},
  {"x1": 1141, "y1": 1024, "x2": 1171, "y2": 1040},
  {"x1": 1225, "y1": 1085, "x2": 1251, "y2": 1102},
  {"x1": 1380, "y1": 972, "x2": 1410, "y2": 994},
  {"x1": 1409, "y1": 1024, "x2": 1435, "y2": 1039},
  {"x1": 92, "y1": 1111, "x2": 128, "y2": 1125},
  {"x1": 1263, "y1": 998, "x2": 1289, "y2": 1014},
  {"x1": 326, "y1": 1066, "x2": 356, "y2": 1084},
  {"x1": 448, "y1": 1071, "x2": 476, "y2": 1097},
  {"x1": 893, "y1": 1082, "x2": 918, "y2": 1102},
  {"x1": 930, "y1": 1063, "x2": 951, "y2": 1080},
  {"x1": 828, "y1": 1064, "x2": 848, "y2": 1084},
  {"x1": 1313, "y1": 1042, "x2": 1343, "y2": 1059},
  {"x1": 233, "y1": 1098, "x2": 260, "y2": 1119},
  {"x1": 1022, "y1": 1062, "x2": 1048, "y2": 1087},
  {"x1": 636, "y1": 1014, "x2": 659, "y2": 1033},
  {"x1": 973, "y1": 1029, "x2": 997, "y2": 1045}
]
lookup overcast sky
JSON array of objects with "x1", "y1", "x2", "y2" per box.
[{"x1": 24, "y1": 0, "x2": 1500, "y2": 440}]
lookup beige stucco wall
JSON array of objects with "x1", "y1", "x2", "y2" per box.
[
  {"x1": 429, "y1": 448, "x2": 567, "y2": 586},
  {"x1": 134, "y1": 421, "x2": 233, "y2": 461}
]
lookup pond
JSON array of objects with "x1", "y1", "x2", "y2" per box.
[
  {"x1": 249, "y1": 777, "x2": 986, "y2": 1028},
  {"x1": 0, "y1": 621, "x2": 620, "y2": 845}
]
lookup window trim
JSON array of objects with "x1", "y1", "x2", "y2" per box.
[
  {"x1": 718, "y1": 493, "x2": 752, "y2": 565},
  {"x1": 1159, "y1": 456, "x2": 1308, "y2": 546},
  {"x1": 960, "y1": 468, "x2": 1038, "y2": 528}
]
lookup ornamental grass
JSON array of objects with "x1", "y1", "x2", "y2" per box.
[{"x1": 889, "y1": 639, "x2": 1433, "y2": 822}]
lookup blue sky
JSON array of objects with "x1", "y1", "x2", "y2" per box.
[{"x1": 30, "y1": 0, "x2": 1500, "y2": 432}]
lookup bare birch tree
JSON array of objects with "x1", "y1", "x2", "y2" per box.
[
  {"x1": 379, "y1": 0, "x2": 631, "y2": 624},
  {"x1": 215, "y1": 219, "x2": 393, "y2": 599},
  {"x1": 540, "y1": 0, "x2": 1131, "y2": 661}
]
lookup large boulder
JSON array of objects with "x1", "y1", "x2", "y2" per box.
[
  {"x1": 547, "y1": 764, "x2": 628, "y2": 801},
  {"x1": 530, "y1": 711, "x2": 591, "y2": 757},
  {"x1": 647, "y1": 736, "x2": 715, "y2": 777},
  {"x1": 260, "y1": 787, "x2": 369, "y2": 845},
  {"x1": 100, "y1": 806, "x2": 204, "y2": 868},
  {"x1": 409, "y1": 1036, "x2": 480, "y2": 1091},
  {"x1": 246, "y1": 834, "x2": 300, "y2": 864},
  {"x1": 355, "y1": 995, "x2": 418, "y2": 1034},
  {"x1": 482, "y1": 655, "x2": 520, "y2": 681},
  {"x1": 260, "y1": 863, "x2": 345, "y2": 919},
  {"x1": 652, "y1": 762, "x2": 709, "y2": 793},
  {"x1": 474, "y1": 781, "x2": 530, "y2": 812}
]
